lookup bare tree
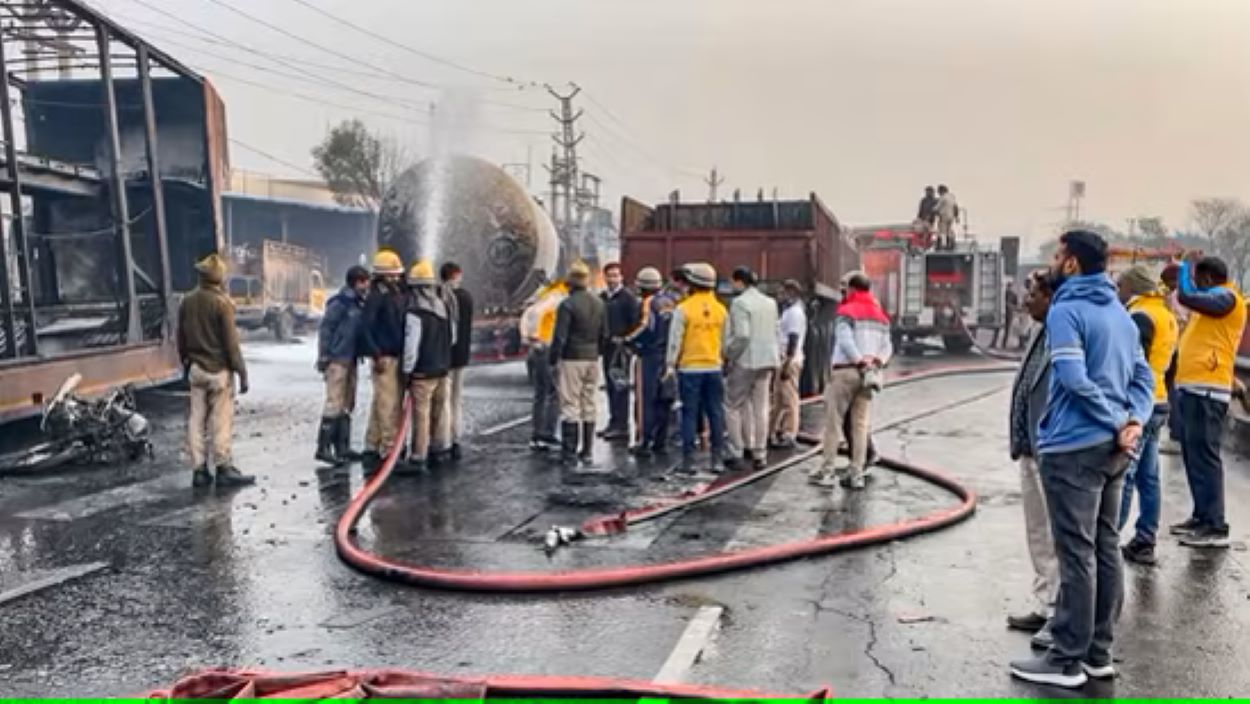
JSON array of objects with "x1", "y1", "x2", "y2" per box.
[
  {"x1": 311, "y1": 119, "x2": 411, "y2": 210},
  {"x1": 1135, "y1": 216, "x2": 1167, "y2": 242},
  {"x1": 1190, "y1": 197, "x2": 1250, "y2": 287}
]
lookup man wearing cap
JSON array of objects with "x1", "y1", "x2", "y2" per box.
[
  {"x1": 550, "y1": 261, "x2": 609, "y2": 467},
  {"x1": 627, "y1": 266, "x2": 676, "y2": 458},
  {"x1": 769, "y1": 279, "x2": 807, "y2": 449},
  {"x1": 441, "y1": 261, "x2": 473, "y2": 461},
  {"x1": 401, "y1": 259, "x2": 454, "y2": 473},
  {"x1": 600, "y1": 262, "x2": 641, "y2": 441},
  {"x1": 665, "y1": 262, "x2": 730, "y2": 473},
  {"x1": 178, "y1": 252, "x2": 254, "y2": 488},
  {"x1": 359, "y1": 249, "x2": 408, "y2": 471},
  {"x1": 315, "y1": 264, "x2": 370, "y2": 466},
  {"x1": 811, "y1": 270, "x2": 892, "y2": 491},
  {"x1": 723, "y1": 266, "x2": 780, "y2": 471},
  {"x1": 1115, "y1": 264, "x2": 1178, "y2": 564}
]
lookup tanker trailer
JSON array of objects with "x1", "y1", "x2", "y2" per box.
[{"x1": 377, "y1": 155, "x2": 560, "y2": 361}]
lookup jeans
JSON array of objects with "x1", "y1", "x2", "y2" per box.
[
  {"x1": 1040, "y1": 441, "x2": 1126, "y2": 668},
  {"x1": 679, "y1": 371, "x2": 725, "y2": 456},
  {"x1": 639, "y1": 354, "x2": 671, "y2": 449},
  {"x1": 1178, "y1": 390, "x2": 1229, "y2": 533},
  {"x1": 1118, "y1": 406, "x2": 1168, "y2": 544},
  {"x1": 527, "y1": 346, "x2": 559, "y2": 441}
]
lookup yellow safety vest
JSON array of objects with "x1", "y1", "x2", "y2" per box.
[
  {"x1": 1176, "y1": 282, "x2": 1247, "y2": 394},
  {"x1": 1128, "y1": 293, "x2": 1178, "y2": 404},
  {"x1": 676, "y1": 291, "x2": 727, "y2": 370}
]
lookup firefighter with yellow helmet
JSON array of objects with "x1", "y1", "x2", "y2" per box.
[
  {"x1": 520, "y1": 275, "x2": 569, "y2": 452},
  {"x1": 359, "y1": 249, "x2": 407, "y2": 471},
  {"x1": 400, "y1": 259, "x2": 455, "y2": 473}
]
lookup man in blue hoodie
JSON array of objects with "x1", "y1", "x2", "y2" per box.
[{"x1": 1009, "y1": 230, "x2": 1155, "y2": 689}]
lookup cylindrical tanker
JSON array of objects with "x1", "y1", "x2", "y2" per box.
[{"x1": 377, "y1": 155, "x2": 559, "y2": 312}]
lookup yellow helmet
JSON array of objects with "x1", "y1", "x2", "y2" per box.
[
  {"x1": 372, "y1": 249, "x2": 404, "y2": 276},
  {"x1": 195, "y1": 252, "x2": 227, "y2": 284},
  {"x1": 407, "y1": 258, "x2": 436, "y2": 285}
]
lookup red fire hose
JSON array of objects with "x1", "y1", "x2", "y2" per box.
[{"x1": 335, "y1": 362, "x2": 1014, "y2": 593}]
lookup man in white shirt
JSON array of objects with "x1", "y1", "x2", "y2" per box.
[
  {"x1": 769, "y1": 279, "x2": 807, "y2": 449},
  {"x1": 935, "y1": 184, "x2": 959, "y2": 250},
  {"x1": 723, "y1": 266, "x2": 780, "y2": 471}
]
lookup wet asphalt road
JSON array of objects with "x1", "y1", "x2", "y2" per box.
[{"x1": 1, "y1": 338, "x2": 1250, "y2": 696}]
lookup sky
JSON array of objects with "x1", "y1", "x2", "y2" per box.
[{"x1": 90, "y1": 0, "x2": 1250, "y2": 253}]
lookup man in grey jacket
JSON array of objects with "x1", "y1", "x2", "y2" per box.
[
  {"x1": 723, "y1": 266, "x2": 780, "y2": 471},
  {"x1": 1006, "y1": 270, "x2": 1057, "y2": 648}
]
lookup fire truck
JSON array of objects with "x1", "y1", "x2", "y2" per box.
[{"x1": 855, "y1": 225, "x2": 1008, "y2": 353}]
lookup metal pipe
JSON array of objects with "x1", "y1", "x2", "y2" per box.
[
  {"x1": 96, "y1": 23, "x2": 140, "y2": 343},
  {"x1": 136, "y1": 44, "x2": 171, "y2": 334},
  {"x1": 0, "y1": 34, "x2": 38, "y2": 357}
]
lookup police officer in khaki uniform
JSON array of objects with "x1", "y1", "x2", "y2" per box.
[
  {"x1": 177, "y1": 253, "x2": 254, "y2": 488},
  {"x1": 549, "y1": 261, "x2": 609, "y2": 466}
]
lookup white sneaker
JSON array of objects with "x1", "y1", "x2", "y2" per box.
[
  {"x1": 808, "y1": 464, "x2": 832, "y2": 480},
  {"x1": 1082, "y1": 661, "x2": 1116, "y2": 679}
]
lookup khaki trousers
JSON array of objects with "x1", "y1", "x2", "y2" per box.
[
  {"x1": 187, "y1": 363, "x2": 234, "y2": 469},
  {"x1": 558, "y1": 359, "x2": 599, "y2": 423},
  {"x1": 366, "y1": 356, "x2": 402, "y2": 453},
  {"x1": 447, "y1": 367, "x2": 465, "y2": 443},
  {"x1": 726, "y1": 365, "x2": 773, "y2": 457},
  {"x1": 821, "y1": 367, "x2": 872, "y2": 475},
  {"x1": 769, "y1": 358, "x2": 802, "y2": 439},
  {"x1": 410, "y1": 376, "x2": 450, "y2": 460},
  {"x1": 1021, "y1": 455, "x2": 1059, "y2": 615},
  {"x1": 321, "y1": 362, "x2": 357, "y2": 418}
]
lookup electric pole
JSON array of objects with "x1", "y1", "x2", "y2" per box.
[
  {"x1": 547, "y1": 83, "x2": 584, "y2": 262},
  {"x1": 704, "y1": 166, "x2": 724, "y2": 202}
]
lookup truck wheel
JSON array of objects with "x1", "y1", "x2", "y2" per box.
[
  {"x1": 942, "y1": 333, "x2": 974, "y2": 354},
  {"x1": 273, "y1": 310, "x2": 295, "y2": 341}
]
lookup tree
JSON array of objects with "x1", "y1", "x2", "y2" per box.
[
  {"x1": 311, "y1": 119, "x2": 410, "y2": 210},
  {"x1": 1190, "y1": 198, "x2": 1250, "y2": 287}
]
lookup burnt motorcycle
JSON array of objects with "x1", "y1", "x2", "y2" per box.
[{"x1": 0, "y1": 373, "x2": 152, "y2": 475}]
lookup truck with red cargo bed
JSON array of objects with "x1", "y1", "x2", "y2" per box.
[{"x1": 619, "y1": 193, "x2": 859, "y2": 393}]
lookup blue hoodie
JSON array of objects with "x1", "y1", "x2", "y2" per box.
[{"x1": 1037, "y1": 273, "x2": 1156, "y2": 455}]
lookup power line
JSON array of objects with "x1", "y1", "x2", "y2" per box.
[
  {"x1": 229, "y1": 138, "x2": 320, "y2": 178},
  {"x1": 286, "y1": 0, "x2": 541, "y2": 90},
  {"x1": 579, "y1": 90, "x2": 704, "y2": 180}
]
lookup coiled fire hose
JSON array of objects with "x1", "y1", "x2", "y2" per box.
[{"x1": 335, "y1": 362, "x2": 1015, "y2": 593}]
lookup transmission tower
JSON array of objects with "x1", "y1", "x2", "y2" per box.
[
  {"x1": 546, "y1": 84, "x2": 584, "y2": 260},
  {"x1": 704, "y1": 166, "x2": 724, "y2": 202}
]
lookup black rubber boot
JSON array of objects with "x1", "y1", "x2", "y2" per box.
[
  {"x1": 579, "y1": 422, "x2": 595, "y2": 465},
  {"x1": 191, "y1": 466, "x2": 213, "y2": 488},
  {"x1": 315, "y1": 418, "x2": 337, "y2": 465},
  {"x1": 215, "y1": 464, "x2": 256, "y2": 487},
  {"x1": 560, "y1": 421, "x2": 579, "y2": 467},
  {"x1": 334, "y1": 416, "x2": 359, "y2": 463}
]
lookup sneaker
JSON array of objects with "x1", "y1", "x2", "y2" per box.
[
  {"x1": 677, "y1": 455, "x2": 696, "y2": 475},
  {"x1": 752, "y1": 457, "x2": 767, "y2": 471},
  {"x1": 529, "y1": 439, "x2": 545, "y2": 452},
  {"x1": 770, "y1": 436, "x2": 797, "y2": 450},
  {"x1": 1082, "y1": 660, "x2": 1116, "y2": 679},
  {"x1": 1169, "y1": 517, "x2": 1202, "y2": 536},
  {"x1": 1006, "y1": 612, "x2": 1048, "y2": 632},
  {"x1": 847, "y1": 474, "x2": 867, "y2": 490},
  {"x1": 808, "y1": 464, "x2": 832, "y2": 481},
  {"x1": 450, "y1": 443, "x2": 463, "y2": 461},
  {"x1": 1122, "y1": 539, "x2": 1157, "y2": 565},
  {"x1": 191, "y1": 467, "x2": 213, "y2": 488},
  {"x1": 630, "y1": 445, "x2": 654, "y2": 459},
  {"x1": 1179, "y1": 528, "x2": 1231, "y2": 549},
  {"x1": 1030, "y1": 621, "x2": 1055, "y2": 650},
  {"x1": 811, "y1": 471, "x2": 838, "y2": 488},
  {"x1": 214, "y1": 465, "x2": 256, "y2": 487},
  {"x1": 1009, "y1": 655, "x2": 1087, "y2": 688}
]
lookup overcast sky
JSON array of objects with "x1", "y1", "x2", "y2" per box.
[{"x1": 95, "y1": 0, "x2": 1250, "y2": 251}]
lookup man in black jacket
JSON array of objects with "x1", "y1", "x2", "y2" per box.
[
  {"x1": 441, "y1": 261, "x2": 474, "y2": 460},
  {"x1": 600, "y1": 262, "x2": 641, "y2": 441},
  {"x1": 551, "y1": 261, "x2": 609, "y2": 466},
  {"x1": 360, "y1": 249, "x2": 407, "y2": 470}
]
